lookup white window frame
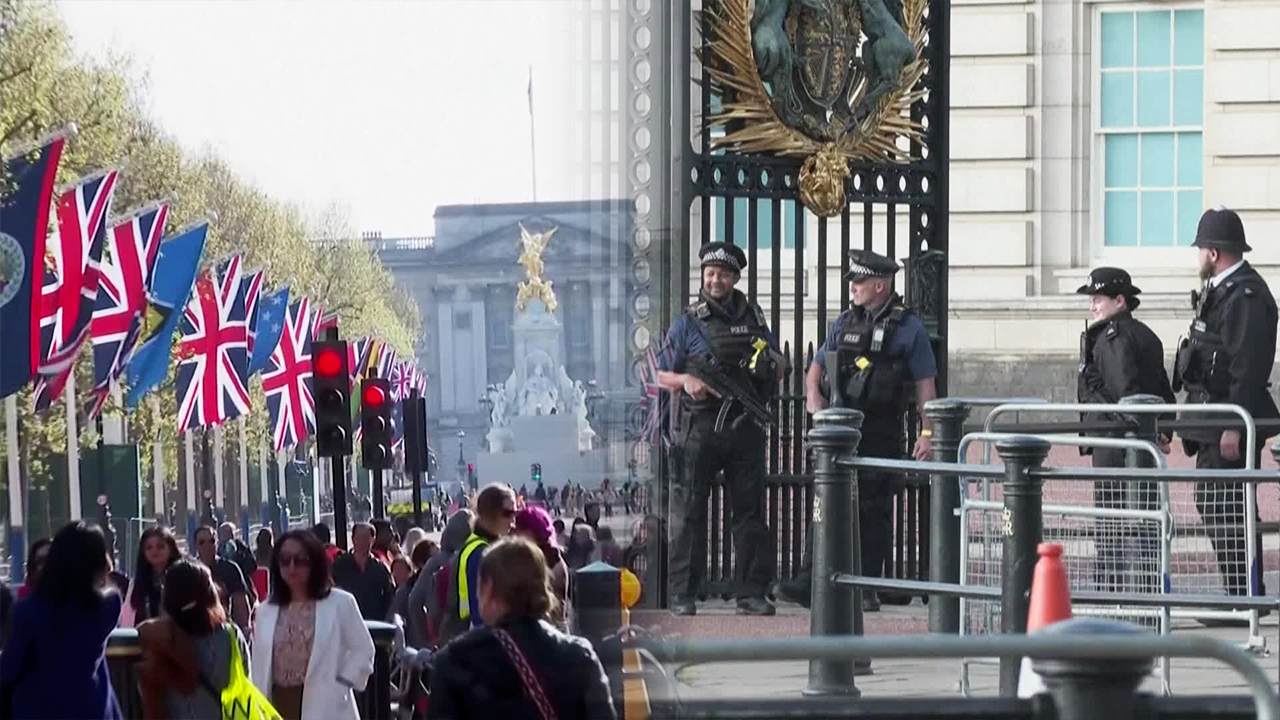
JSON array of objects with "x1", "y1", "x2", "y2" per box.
[{"x1": 1089, "y1": 1, "x2": 1204, "y2": 268}]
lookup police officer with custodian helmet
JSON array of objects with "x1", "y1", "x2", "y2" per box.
[
  {"x1": 1174, "y1": 206, "x2": 1275, "y2": 617},
  {"x1": 776, "y1": 249, "x2": 938, "y2": 610},
  {"x1": 656, "y1": 242, "x2": 786, "y2": 616}
]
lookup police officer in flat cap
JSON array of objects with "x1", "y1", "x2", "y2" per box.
[
  {"x1": 775, "y1": 249, "x2": 938, "y2": 610},
  {"x1": 1076, "y1": 267, "x2": 1174, "y2": 592},
  {"x1": 1174, "y1": 206, "x2": 1275, "y2": 613},
  {"x1": 656, "y1": 241, "x2": 785, "y2": 616}
]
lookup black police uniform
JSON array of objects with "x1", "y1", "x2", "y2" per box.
[
  {"x1": 1174, "y1": 207, "x2": 1276, "y2": 599},
  {"x1": 777, "y1": 250, "x2": 937, "y2": 607},
  {"x1": 658, "y1": 242, "x2": 778, "y2": 614},
  {"x1": 1075, "y1": 268, "x2": 1174, "y2": 592}
]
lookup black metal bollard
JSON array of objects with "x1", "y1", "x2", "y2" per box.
[
  {"x1": 996, "y1": 435, "x2": 1051, "y2": 697},
  {"x1": 1032, "y1": 618, "x2": 1153, "y2": 720},
  {"x1": 926, "y1": 398, "x2": 970, "y2": 634},
  {"x1": 804, "y1": 408, "x2": 864, "y2": 697},
  {"x1": 572, "y1": 561, "x2": 624, "y2": 645}
]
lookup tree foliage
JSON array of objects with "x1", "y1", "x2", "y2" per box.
[{"x1": 0, "y1": 1, "x2": 421, "y2": 509}]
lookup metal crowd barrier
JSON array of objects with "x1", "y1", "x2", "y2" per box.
[
  {"x1": 633, "y1": 633, "x2": 1279, "y2": 720},
  {"x1": 956, "y1": 430, "x2": 1172, "y2": 694},
  {"x1": 104, "y1": 621, "x2": 397, "y2": 720},
  {"x1": 983, "y1": 400, "x2": 1264, "y2": 639}
]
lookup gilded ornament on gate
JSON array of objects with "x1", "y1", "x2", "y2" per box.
[
  {"x1": 702, "y1": 0, "x2": 928, "y2": 217},
  {"x1": 516, "y1": 223, "x2": 559, "y2": 313}
]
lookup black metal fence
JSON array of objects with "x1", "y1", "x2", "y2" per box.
[{"x1": 657, "y1": 0, "x2": 952, "y2": 603}]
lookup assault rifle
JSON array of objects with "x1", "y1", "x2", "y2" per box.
[{"x1": 691, "y1": 355, "x2": 777, "y2": 433}]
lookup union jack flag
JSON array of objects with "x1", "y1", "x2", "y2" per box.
[
  {"x1": 639, "y1": 340, "x2": 674, "y2": 449},
  {"x1": 263, "y1": 297, "x2": 315, "y2": 451},
  {"x1": 314, "y1": 308, "x2": 339, "y2": 338},
  {"x1": 87, "y1": 201, "x2": 169, "y2": 417},
  {"x1": 175, "y1": 256, "x2": 251, "y2": 431},
  {"x1": 349, "y1": 336, "x2": 371, "y2": 388},
  {"x1": 33, "y1": 170, "x2": 119, "y2": 410},
  {"x1": 377, "y1": 346, "x2": 397, "y2": 380},
  {"x1": 242, "y1": 268, "x2": 264, "y2": 357},
  {"x1": 389, "y1": 359, "x2": 414, "y2": 401}
]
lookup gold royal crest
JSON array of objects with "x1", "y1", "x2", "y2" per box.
[{"x1": 703, "y1": 0, "x2": 928, "y2": 217}]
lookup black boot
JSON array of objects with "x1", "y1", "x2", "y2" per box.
[
  {"x1": 736, "y1": 596, "x2": 777, "y2": 616},
  {"x1": 670, "y1": 596, "x2": 697, "y2": 616},
  {"x1": 773, "y1": 578, "x2": 811, "y2": 609}
]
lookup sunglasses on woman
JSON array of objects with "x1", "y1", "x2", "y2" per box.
[{"x1": 278, "y1": 553, "x2": 311, "y2": 568}]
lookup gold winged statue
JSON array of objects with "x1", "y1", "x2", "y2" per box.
[{"x1": 516, "y1": 223, "x2": 558, "y2": 313}]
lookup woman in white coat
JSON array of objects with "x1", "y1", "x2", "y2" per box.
[{"x1": 252, "y1": 529, "x2": 375, "y2": 720}]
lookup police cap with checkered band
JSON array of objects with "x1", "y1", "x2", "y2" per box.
[
  {"x1": 844, "y1": 249, "x2": 900, "y2": 282},
  {"x1": 698, "y1": 241, "x2": 748, "y2": 273}
]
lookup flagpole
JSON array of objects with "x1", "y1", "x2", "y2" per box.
[
  {"x1": 528, "y1": 64, "x2": 538, "y2": 202},
  {"x1": 238, "y1": 418, "x2": 249, "y2": 541},
  {"x1": 213, "y1": 424, "x2": 225, "y2": 523},
  {"x1": 184, "y1": 431, "x2": 196, "y2": 544},
  {"x1": 5, "y1": 396, "x2": 25, "y2": 584},
  {"x1": 276, "y1": 448, "x2": 288, "y2": 532},
  {"x1": 310, "y1": 445, "x2": 321, "y2": 526},
  {"x1": 259, "y1": 436, "x2": 270, "y2": 530},
  {"x1": 151, "y1": 396, "x2": 165, "y2": 524},
  {"x1": 65, "y1": 370, "x2": 83, "y2": 521}
]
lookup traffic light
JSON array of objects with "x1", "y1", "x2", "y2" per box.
[
  {"x1": 531, "y1": 462, "x2": 542, "y2": 484},
  {"x1": 361, "y1": 378, "x2": 394, "y2": 470},
  {"x1": 312, "y1": 340, "x2": 352, "y2": 457},
  {"x1": 403, "y1": 395, "x2": 427, "y2": 474}
]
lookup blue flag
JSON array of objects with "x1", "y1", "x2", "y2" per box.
[
  {"x1": 248, "y1": 287, "x2": 289, "y2": 375},
  {"x1": 0, "y1": 137, "x2": 66, "y2": 399},
  {"x1": 125, "y1": 223, "x2": 207, "y2": 408}
]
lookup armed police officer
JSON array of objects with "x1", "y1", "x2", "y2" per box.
[
  {"x1": 1076, "y1": 267, "x2": 1174, "y2": 593},
  {"x1": 775, "y1": 249, "x2": 937, "y2": 610},
  {"x1": 1174, "y1": 207, "x2": 1275, "y2": 614},
  {"x1": 657, "y1": 242, "x2": 786, "y2": 616}
]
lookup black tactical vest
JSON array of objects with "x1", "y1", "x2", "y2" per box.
[
  {"x1": 832, "y1": 296, "x2": 911, "y2": 431},
  {"x1": 1175, "y1": 270, "x2": 1270, "y2": 400},
  {"x1": 684, "y1": 291, "x2": 771, "y2": 413}
]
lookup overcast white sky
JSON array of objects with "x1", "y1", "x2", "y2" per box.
[{"x1": 58, "y1": 0, "x2": 580, "y2": 237}]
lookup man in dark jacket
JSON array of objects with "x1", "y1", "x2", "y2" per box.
[
  {"x1": 1174, "y1": 206, "x2": 1276, "y2": 616},
  {"x1": 1076, "y1": 267, "x2": 1175, "y2": 592},
  {"x1": 333, "y1": 522, "x2": 396, "y2": 621}
]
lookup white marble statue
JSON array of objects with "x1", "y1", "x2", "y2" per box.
[
  {"x1": 520, "y1": 363, "x2": 559, "y2": 416},
  {"x1": 486, "y1": 384, "x2": 509, "y2": 428}
]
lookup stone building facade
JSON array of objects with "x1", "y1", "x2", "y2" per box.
[{"x1": 689, "y1": 0, "x2": 1280, "y2": 398}]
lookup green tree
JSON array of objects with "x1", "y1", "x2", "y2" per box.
[{"x1": 0, "y1": 0, "x2": 422, "y2": 518}]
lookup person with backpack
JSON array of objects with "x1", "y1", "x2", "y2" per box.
[
  {"x1": 437, "y1": 485, "x2": 516, "y2": 645},
  {"x1": 412, "y1": 509, "x2": 473, "y2": 648},
  {"x1": 136, "y1": 560, "x2": 257, "y2": 720}
]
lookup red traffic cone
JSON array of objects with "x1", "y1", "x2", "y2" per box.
[
  {"x1": 1018, "y1": 543, "x2": 1072, "y2": 698},
  {"x1": 1027, "y1": 542, "x2": 1072, "y2": 631}
]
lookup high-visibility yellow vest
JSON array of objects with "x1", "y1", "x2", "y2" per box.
[{"x1": 456, "y1": 533, "x2": 489, "y2": 621}]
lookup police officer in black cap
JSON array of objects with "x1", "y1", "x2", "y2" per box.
[
  {"x1": 656, "y1": 241, "x2": 785, "y2": 616},
  {"x1": 775, "y1": 249, "x2": 938, "y2": 610},
  {"x1": 1174, "y1": 206, "x2": 1275, "y2": 613},
  {"x1": 1076, "y1": 267, "x2": 1174, "y2": 592}
]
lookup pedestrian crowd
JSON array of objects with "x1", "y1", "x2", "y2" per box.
[{"x1": 0, "y1": 480, "x2": 617, "y2": 720}]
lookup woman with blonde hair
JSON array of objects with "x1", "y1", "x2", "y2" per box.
[{"x1": 428, "y1": 536, "x2": 616, "y2": 719}]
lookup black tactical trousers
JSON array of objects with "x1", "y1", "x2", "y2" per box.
[
  {"x1": 668, "y1": 414, "x2": 774, "y2": 600},
  {"x1": 1195, "y1": 443, "x2": 1266, "y2": 597},
  {"x1": 792, "y1": 433, "x2": 902, "y2": 586},
  {"x1": 1091, "y1": 446, "x2": 1160, "y2": 594}
]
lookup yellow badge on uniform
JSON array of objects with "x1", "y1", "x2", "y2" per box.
[{"x1": 855, "y1": 356, "x2": 871, "y2": 370}]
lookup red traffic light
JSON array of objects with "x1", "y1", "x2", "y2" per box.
[
  {"x1": 363, "y1": 384, "x2": 387, "y2": 407},
  {"x1": 315, "y1": 348, "x2": 343, "y2": 378}
]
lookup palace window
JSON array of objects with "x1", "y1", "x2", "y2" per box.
[
  {"x1": 712, "y1": 197, "x2": 801, "y2": 250},
  {"x1": 1096, "y1": 7, "x2": 1203, "y2": 248}
]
